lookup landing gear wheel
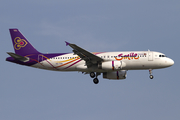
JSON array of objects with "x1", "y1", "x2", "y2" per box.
[
  {"x1": 93, "y1": 78, "x2": 99, "y2": 84},
  {"x1": 149, "y1": 75, "x2": 154, "y2": 79},
  {"x1": 149, "y1": 69, "x2": 154, "y2": 79},
  {"x1": 90, "y1": 72, "x2": 95, "y2": 78}
]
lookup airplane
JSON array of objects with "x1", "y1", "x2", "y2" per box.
[{"x1": 6, "y1": 29, "x2": 174, "y2": 84}]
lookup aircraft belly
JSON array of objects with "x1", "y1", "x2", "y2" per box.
[
  {"x1": 31, "y1": 60, "x2": 81, "y2": 71},
  {"x1": 124, "y1": 59, "x2": 164, "y2": 70}
]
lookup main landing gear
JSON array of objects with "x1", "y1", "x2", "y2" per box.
[
  {"x1": 90, "y1": 72, "x2": 100, "y2": 84},
  {"x1": 149, "y1": 69, "x2": 154, "y2": 79},
  {"x1": 93, "y1": 78, "x2": 99, "y2": 84}
]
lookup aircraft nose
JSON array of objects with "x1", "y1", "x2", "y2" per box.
[
  {"x1": 168, "y1": 58, "x2": 174, "y2": 66},
  {"x1": 170, "y1": 59, "x2": 174, "y2": 65}
]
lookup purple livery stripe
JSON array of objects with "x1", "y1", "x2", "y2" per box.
[
  {"x1": 112, "y1": 61, "x2": 114, "y2": 70},
  {"x1": 46, "y1": 60, "x2": 57, "y2": 69},
  {"x1": 117, "y1": 71, "x2": 119, "y2": 79},
  {"x1": 64, "y1": 60, "x2": 81, "y2": 69}
]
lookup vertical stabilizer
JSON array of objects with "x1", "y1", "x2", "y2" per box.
[{"x1": 9, "y1": 29, "x2": 40, "y2": 56}]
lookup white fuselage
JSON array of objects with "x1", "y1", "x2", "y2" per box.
[
  {"x1": 7, "y1": 29, "x2": 175, "y2": 83},
  {"x1": 33, "y1": 51, "x2": 174, "y2": 72}
]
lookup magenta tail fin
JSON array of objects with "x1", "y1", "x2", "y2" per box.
[{"x1": 9, "y1": 29, "x2": 40, "y2": 56}]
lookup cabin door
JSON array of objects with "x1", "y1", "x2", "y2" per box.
[
  {"x1": 148, "y1": 52, "x2": 153, "y2": 61},
  {"x1": 38, "y1": 54, "x2": 44, "y2": 65}
]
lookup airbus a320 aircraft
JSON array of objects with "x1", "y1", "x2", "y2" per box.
[{"x1": 6, "y1": 29, "x2": 174, "y2": 84}]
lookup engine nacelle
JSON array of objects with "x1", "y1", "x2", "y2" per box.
[
  {"x1": 98, "y1": 61, "x2": 126, "y2": 70},
  {"x1": 103, "y1": 70, "x2": 127, "y2": 80}
]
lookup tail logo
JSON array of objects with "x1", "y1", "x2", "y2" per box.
[{"x1": 14, "y1": 37, "x2": 28, "y2": 50}]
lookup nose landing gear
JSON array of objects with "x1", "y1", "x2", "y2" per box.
[{"x1": 149, "y1": 69, "x2": 154, "y2": 79}]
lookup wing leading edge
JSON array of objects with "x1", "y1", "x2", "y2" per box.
[{"x1": 65, "y1": 41, "x2": 103, "y2": 67}]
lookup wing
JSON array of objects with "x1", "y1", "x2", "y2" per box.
[{"x1": 65, "y1": 41, "x2": 103, "y2": 67}]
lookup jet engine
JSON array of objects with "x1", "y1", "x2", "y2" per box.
[
  {"x1": 103, "y1": 70, "x2": 127, "y2": 80},
  {"x1": 98, "y1": 61, "x2": 126, "y2": 70}
]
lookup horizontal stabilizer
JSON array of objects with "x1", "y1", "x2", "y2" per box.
[{"x1": 7, "y1": 52, "x2": 29, "y2": 62}]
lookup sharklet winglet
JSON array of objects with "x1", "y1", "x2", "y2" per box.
[{"x1": 65, "y1": 41, "x2": 70, "y2": 46}]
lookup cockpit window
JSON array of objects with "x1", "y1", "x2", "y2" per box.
[{"x1": 159, "y1": 54, "x2": 166, "y2": 57}]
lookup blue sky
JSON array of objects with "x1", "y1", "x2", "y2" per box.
[{"x1": 0, "y1": 0, "x2": 180, "y2": 120}]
